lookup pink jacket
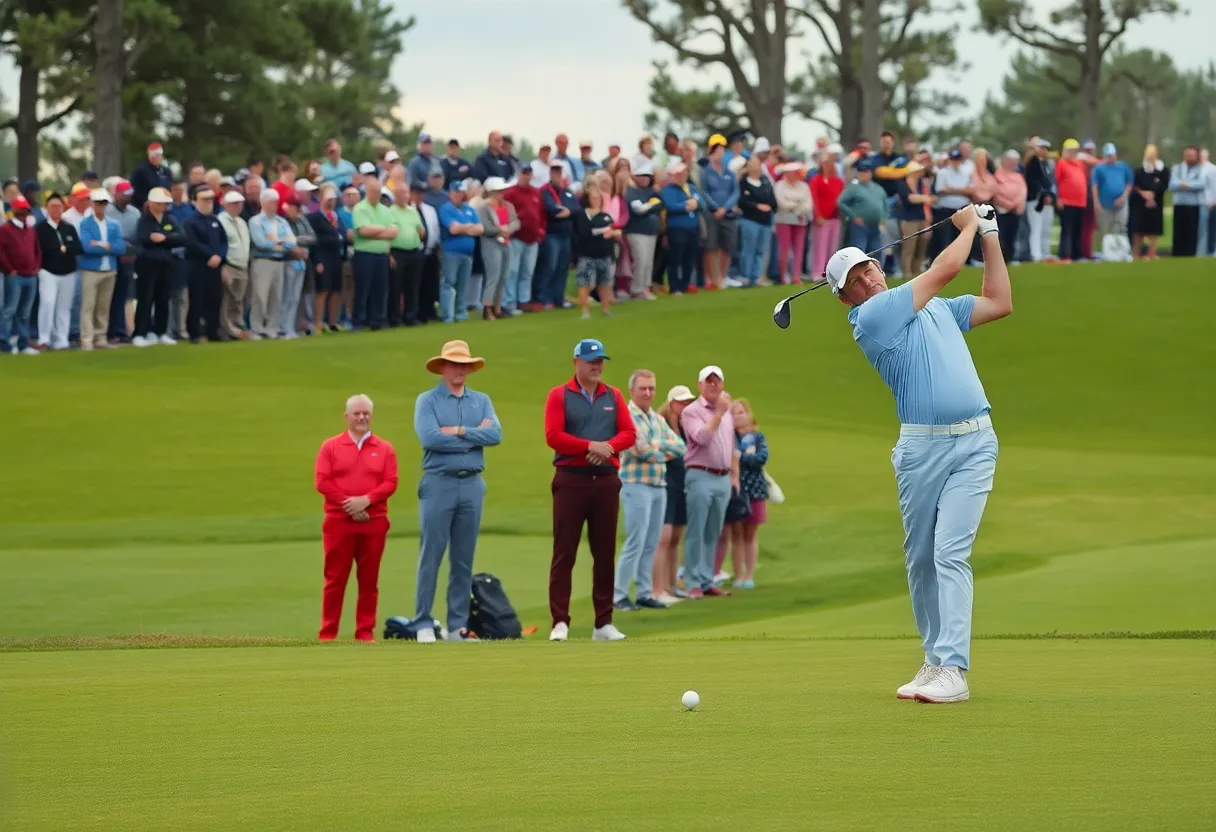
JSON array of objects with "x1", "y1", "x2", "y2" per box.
[{"x1": 992, "y1": 170, "x2": 1028, "y2": 214}]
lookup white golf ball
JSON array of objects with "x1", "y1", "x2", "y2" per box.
[{"x1": 681, "y1": 690, "x2": 699, "y2": 710}]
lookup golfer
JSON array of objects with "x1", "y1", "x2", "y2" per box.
[
  {"x1": 824, "y1": 203, "x2": 1010, "y2": 703},
  {"x1": 412, "y1": 340, "x2": 502, "y2": 642},
  {"x1": 314, "y1": 394, "x2": 399, "y2": 641}
]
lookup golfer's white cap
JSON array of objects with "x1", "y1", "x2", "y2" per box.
[
  {"x1": 698, "y1": 364, "x2": 725, "y2": 383},
  {"x1": 825, "y1": 246, "x2": 879, "y2": 295}
]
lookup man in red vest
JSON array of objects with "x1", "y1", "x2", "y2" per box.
[{"x1": 314, "y1": 393, "x2": 399, "y2": 641}]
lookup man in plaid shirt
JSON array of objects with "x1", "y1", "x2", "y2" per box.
[{"x1": 614, "y1": 369, "x2": 688, "y2": 610}]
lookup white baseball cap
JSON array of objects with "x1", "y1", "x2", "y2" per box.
[
  {"x1": 698, "y1": 365, "x2": 724, "y2": 383},
  {"x1": 634, "y1": 160, "x2": 655, "y2": 177},
  {"x1": 295, "y1": 179, "x2": 318, "y2": 192},
  {"x1": 482, "y1": 176, "x2": 509, "y2": 193},
  {"x1": 358, "y1": 162, "x2": 377, "y2": 175},
  {"x1": 753, "y1": 137, "x2": 771, "y2": 154},
  {"x1": 665, "y1": 159, "x2": 687, "y2": 175},
  {"x1": 667, "y1": 385, "x2": 696, "y2": 403},
  {"x1": 223, "y1": 190, "x2": 245, "y2": 204},
  {"x1": 89, "y1": 188, "x2": 111, "y2": 202},
  {"x1": 824, "y1": 246, "x2": 879, "y2": 294},
  {"x1": 384, "y1": 150, "x2": 401, "y2": 163}
]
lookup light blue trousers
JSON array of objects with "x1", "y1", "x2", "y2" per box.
[
  {"x1": 504, "y1": 239, "x2": 538, "y2": 309},
  {"x1": 892, "y1": 427, "x2": 998, "y2": 671},
  {"x1": 414, "y1": 472, "x2": 485, "y2": 632},
  {"x1": 683, "y1": 468, "x2": 732, "y2": 592},
  {"x1": 614, "y1": 483, "x2": 667, "y2": 603}
]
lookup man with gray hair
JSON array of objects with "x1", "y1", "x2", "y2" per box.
[
  {"x1": 314, "y1": 393, "x2": 399, "y2": 641},
  {"x1": 247, "y1": 188, "x2": 296, "y2": 339},
  {"x1": 614, "y1": 369, "x2": 687, "y2": 610}
]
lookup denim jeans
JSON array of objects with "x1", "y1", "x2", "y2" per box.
[
  {"x1": 352, "y1": 251, "x2": 389, "y2": 329},
  {"x1": 538, "y1": 234, "x2": 571, "y2": 305},
  {"x1": 0, "y1": 274, "x2": 38, "y2": 351},
  {"x1": 505, "y1": 238, "x2": 538, "y2": 308},
  {"x1": 614, "y1": 483, "x2": 667, "y2": 603},
  {"x1": 440, "y1": 252, "x2": 473, "y2": 323},
  {"x1": 738, "y1": 219, "x2": 769, "y2": 285},
  {"x1": 846, "y1": 221, "x2": 882, "y2": 252}
]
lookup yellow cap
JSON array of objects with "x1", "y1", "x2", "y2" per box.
[
  {"x1": 708, "y1": 133, "x2": 727, "y2": 149},
  {"x1": 1062, "y1": 138, "x2": 1080, "y2": 151}
]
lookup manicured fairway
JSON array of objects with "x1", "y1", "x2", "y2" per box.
[{"x1": 1, "y1": 260, "x2": 1214, "y2": 830}]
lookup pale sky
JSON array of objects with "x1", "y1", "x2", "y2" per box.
[{"x1": 2, "y1": 0, "x2": 1211, "y2": 159}]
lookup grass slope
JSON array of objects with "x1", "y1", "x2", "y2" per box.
[{"x1": 1, "y1": 260, "x2": 1214, "y2": 830}]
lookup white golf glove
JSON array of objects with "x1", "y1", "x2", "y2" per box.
[{"x1": 974, "y1": 204, "x2": 998, "y2": 236}]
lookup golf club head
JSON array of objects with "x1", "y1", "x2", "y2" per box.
[{"x1": 773, "y1": 298, "x2": 792, "y2": 329}]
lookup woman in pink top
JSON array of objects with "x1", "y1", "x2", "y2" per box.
[
  {"x1": 970, "y1": 149, "x2": 997, "y2": 204},
  {"x1": 992, "y1": 149, "x2": 1028, "y2": 262},
  {"x1": 807, "y1": 149, "x2": 844, "y2": 280},
  {"x1": 773, "y1": 162, "x2": 812, "y2": 284},
  {"x1": 605, "y1": 165, "x2": 635, "y2": 297}
]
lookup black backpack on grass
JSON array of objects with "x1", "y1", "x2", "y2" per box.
[{"x1": 468, "y1": 573, "x2": 522, "y2": 640}]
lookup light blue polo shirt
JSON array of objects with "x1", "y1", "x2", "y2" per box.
[{"x1": 848, "y1": 283, "x2": 990, "y2": 425}]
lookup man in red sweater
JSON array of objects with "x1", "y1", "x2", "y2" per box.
[
  {"x1": 543, "y1": 338, "x2": 636, "y2": 642},
  {"x1": 1054, "y1": 139, "x2": 1088, "y2": 262},
  {"x1": 503, "y1": 165, "x2": 545, "y2": 313},
  {"x1": 313, "y1": 393, "x2": 399, "y2": 641},
  {"x1": 0, "y1": 196, "x2": 42, "y2": 355}
]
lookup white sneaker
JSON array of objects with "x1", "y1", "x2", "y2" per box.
[
  {"x1": 896, "y1": 663, "x2": 936, "y2": 700},
  {"x1": 416, "y1": 628, "x2": 436, "y2": 644},
  {"x1": 592, "y1": 623, "x2": 626, "y2": 641},
  {"x1": 159, "y1": 336, "x2": 177, "y2": 346},
  {"x1": 549, "y1": 622, "x2": 569, "y2": 642},
  {"x1": 132, "y1": 336, "x2": 150, "y2": 347},
  {"x1": 20, "y1": 347, "x2": 40, "y2": 355},
  {"x1": 914, "y1": 666, "x2": 969, "y2": 703},
  {"x1": 655, "y1": 593, "x2": 681, "y2": 605},
  {"x1": 712, "y1": 571, "x2": 732, "y2": 586}
]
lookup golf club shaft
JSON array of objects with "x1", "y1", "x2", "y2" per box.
[{"x1": 865, "y1": 215, "x2": 954, "y2": 260}]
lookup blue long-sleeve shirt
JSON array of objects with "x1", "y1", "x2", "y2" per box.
[
  {"x1": 700, "y1": 163, "x2": 740, "y2": 214},
  {"x1": 660, "y1": 182, "x2": 704, "y2": 230},
  {"x1": 414, "y1": 383, "x2": 502, "y2": 475},
  {"x1": 1169, "y1": 162, "x2": 1206, "y2": 206},
  {"x1": 248, "y1": 211, "x2": 296, "y2": 259},
  {"x1": 77, "y1": 214, "x2": 127, "y2": 272}
]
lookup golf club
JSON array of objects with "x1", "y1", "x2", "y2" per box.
[{"x1": 772, "y1": 208, "x2": 996, "y2": 329}]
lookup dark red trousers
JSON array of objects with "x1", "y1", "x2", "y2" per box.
[
  {"x1": 549, "y1": 468, "x2": 621, "y2": 629},
  {"x1": 320, "y1": 515, "x2": 389, "y2": 641}
]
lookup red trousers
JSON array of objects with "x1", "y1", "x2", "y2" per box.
[
  {"x1": 320, "y1": 516, "x2": 389, "y2": 641},
  {"x1": 549, "y1": 468, "x2": 620, "y2": 629}
]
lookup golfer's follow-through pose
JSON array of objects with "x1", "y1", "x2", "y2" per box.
[{"x1": 825, "y1": 203, "x2": 1011, "y2": 704}]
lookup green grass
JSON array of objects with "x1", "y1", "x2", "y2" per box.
[{"x1": 1, "y1": 259, "x2": 1214, "y2": 830}]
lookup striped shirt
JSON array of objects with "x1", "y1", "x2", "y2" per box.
[{"x1": 620, "y1": 400, "x2": 687, "y2": 487}]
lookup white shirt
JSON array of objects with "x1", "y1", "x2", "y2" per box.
[
  {"x1": 935, "y1": 165, "x2": 973, "y2": 209},
  {"x1": 62, "y1": 207, "x2": 86, "y2": 230},
  {"x1": 91, "y1": 211, "x2": 113, "y2": 271},
  {"x1": 1201, "y1": 160, "x2": 1216, "y2": 206},
  {"x1": 418, "y1": 201, "x2": 440, "y2": 254}
]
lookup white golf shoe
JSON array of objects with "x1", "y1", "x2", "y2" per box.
[
  {"x1": 914, "y1": 666, "x2": 969, "y2": 703},
  {"x1": 416, "y1": 628, "x2": 436, "y2": 644},
  {"x1": 591, "y1": 623, "x2": 626, "y2": 641},
  {"x1": 549, "y1": 622, "x2": 569, "y2": 642},
  {"x1": 896, "y1": 663, "x2": 936, "y2": 700}
]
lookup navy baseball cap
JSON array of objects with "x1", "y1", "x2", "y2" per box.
[
  {"x1": 949, "y1": 149, "x2": 963, "y2": 160},
  {"x1": 573, "y1": 339, "x2": 609, "y2": 361},
  {"x1": 854, "y1": 157, "x2": 875, "y2": 171}
]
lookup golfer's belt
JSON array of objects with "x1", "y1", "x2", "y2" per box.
[{"x1": 899, "y1": 415, "x2": 993, "y2": 437}]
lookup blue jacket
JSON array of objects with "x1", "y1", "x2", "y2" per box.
[
  {"x1": 77, "y1": 214, "x2": 128, "y2": 272},
  {"x1": 660, "y1": 182, "x2": 704, "y2": 230},
  {"x1": 440, "y1": 156, "x2": 472, "y2": 187},
  {"x1": 185, "y1": 211, "x2": 229, "y2": 264},
  {"x1": 700, "y1": 163, "x2": 740, "y2": 214},
  {"x1": 248, "y1": 211, "x2": 297, "y2": 260}
]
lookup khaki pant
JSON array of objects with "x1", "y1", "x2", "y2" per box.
[
  {"x1": 1098, "y1": 204, "x2": 1129, "y2": 238},
  {"x1": 899, "y1": 220, "x2": 929, "y2": 279},
  {"x1": 626, "y1": 234, "x2": 657, "y2": 296},
  {"x1": 221, "y1": 264, "x2": 249, "y2": 337},
  {"x1": 249, "y1": 258, "x2": 284, "y2": 338},
  {"x1": 80, "y1": 270, "x2": 116, "y2": 350}
]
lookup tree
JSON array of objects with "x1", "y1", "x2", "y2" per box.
[
  {"x1": 624, "y1": 0, "x2": 795, "y2": 143},
  {"x1": 976, "y1": 0, "x2": 1181, "y2": 142},
  {"x1": 0, "y1": 1, "x2": 94, "y2": 180},
  {"x1": 790, "y1": 0, "x2": 965, "y2": 143},
  {"x1": 643, "y1": 60, "x2": 750, "y2": 138}
]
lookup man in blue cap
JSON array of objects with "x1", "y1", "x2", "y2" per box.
[
  {"x1": 436, "y1": 179, "x2": 483, "y2": 323},
  {"x1": 1090, "y1": 143, "x2": 1134, "y2": 245},
  {"x1": 824, "y1": 201, "x2": 1011, "y2": 704},
  {"x1": 543, "y1": 338, "x2": 637, "y2": 642}
]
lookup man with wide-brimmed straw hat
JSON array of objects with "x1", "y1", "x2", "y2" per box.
[{"x1": 412, "y1": 340, "x2": 502, "y2": 642}]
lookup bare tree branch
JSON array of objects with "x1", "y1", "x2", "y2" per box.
[{"x1": 790, "y1": 3, "x2": 841, "y2": 58}]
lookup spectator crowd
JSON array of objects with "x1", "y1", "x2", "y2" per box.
[{"x1": 2, "y1": 128, "x2": 1214, "y2": 354}]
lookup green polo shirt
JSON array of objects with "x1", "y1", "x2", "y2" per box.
[
  {"x1": 389, "y1": 204, "x2": 424, "y2": 251},
  {"x1": 351, "y1": 199, "x2": 395, "y2": 254}
]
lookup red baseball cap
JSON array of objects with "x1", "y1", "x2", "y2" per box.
[
  {"x1": 148, "y1": 142, "x2": 163, "y2": 153},
  {"x1": 10, "y1": 195, "x2": 30, "y2": 210},
  {"x1": 114, "y1": 180, "x2": 134, "y2": 196}
]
